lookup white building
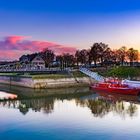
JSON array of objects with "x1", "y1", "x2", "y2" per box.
[{"x1": 31, "y1": 55, "x2": 45, "y2": 69}]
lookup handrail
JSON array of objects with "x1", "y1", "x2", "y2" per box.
[{"x1": 79, "y1": 67, "x2": 104, "y2": 82}]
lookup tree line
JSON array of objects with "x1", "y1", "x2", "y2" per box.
[
  {"x1": 56, "y1": 43, "x2": 139, "y2": 68},
  {"x1": 20, "y1": 42, "x2": 140, "y2": 68}
]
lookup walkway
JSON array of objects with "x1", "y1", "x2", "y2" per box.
[{"x1": 79, "y1": 67, "x2": 104, "y2": 82}]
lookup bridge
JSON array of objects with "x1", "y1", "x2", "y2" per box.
[
  {"x1": 0, "y1": 68, "x2": 70, "y2": 74},
  {"x1": 0, "y1": 66, "x2": 106, "y2": 81}
]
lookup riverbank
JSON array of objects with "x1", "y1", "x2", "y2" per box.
[
  {"x1": 0, "y1": 75, "x2": 95, "y2": 89},
  {"x1": 94, "y1": 66, "x2": 140, "y2": 80}
]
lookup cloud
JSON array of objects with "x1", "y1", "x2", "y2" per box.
[{"x1": 0, "y1": 35, "x2": 76, "y2": 60}]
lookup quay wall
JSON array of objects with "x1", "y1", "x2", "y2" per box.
[
  {"x1": 0, "y1": 76, "x2": 34, "y2": 88},
  {"x1": 0, "y1": 76, "x2": 95, "y2": 88}
]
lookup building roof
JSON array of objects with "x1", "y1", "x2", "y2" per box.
[{"x1": 19, "y1": 53, "x2": 44, "y2": 62}]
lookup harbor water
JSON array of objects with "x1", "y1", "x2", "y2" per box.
[{"x1": 0, "y1": 84, "x2": 140, "y2": 140}]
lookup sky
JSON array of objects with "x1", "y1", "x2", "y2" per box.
[{"x1": 0, "y1": 0, "x2": 140, "y2": 60}]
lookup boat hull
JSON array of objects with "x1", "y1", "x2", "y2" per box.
[{"x1": 90, "y1": 85, "x2": 140, "y2": 95}]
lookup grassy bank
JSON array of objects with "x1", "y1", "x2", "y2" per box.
[{"x1": 103, "y1": 66, "x2": 140, "y2": 78}]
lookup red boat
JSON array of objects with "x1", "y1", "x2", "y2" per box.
[{"x1": 90, "y1": 82, "x2": 140, "y2": 95}]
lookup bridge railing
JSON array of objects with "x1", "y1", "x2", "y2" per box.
[{"x1": 79, "y1": 67, "x2": 104, "y2": 82}]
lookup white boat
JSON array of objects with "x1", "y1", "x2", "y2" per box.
[{"x1": 122, "y1": 79, "x2": 140, "y2": 88}]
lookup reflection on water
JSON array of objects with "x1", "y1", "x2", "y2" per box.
[
  {"x1": 76, "y1": 97, "x2": 138, "y2": 118},
  {"x1": 0, "y1": 84, "x2": 92, "y2": 115},
  {"x1": 1, "y1": 95, "x2": 138, "y2": 118},
  {"x1": 1, "y1": 84, "x2": 140, "y2": 140},
  {"x1": 0, "y1": 84, "x2": 139, "y2": 119},
  {"x1": 0, "y1": 98, "x2": 55, "y2": 115}
]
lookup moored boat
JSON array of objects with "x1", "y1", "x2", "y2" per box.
[
  {"x1": 0, "y1": 91, "x2": 17, "y2": 100},
  {"x1": 90, "y1": 82, "x2": 140, "y2": 95}
]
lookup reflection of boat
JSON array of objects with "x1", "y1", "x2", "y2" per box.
[
  {"x1": 97, "y1": 92, "x2": 140, "y2": 103},
  {"x1": 90, "y1": 83, "x2": 140, "y2": 95},
  {"x1": 0, "y1": 91, "x2": 17, "y2": 100}
]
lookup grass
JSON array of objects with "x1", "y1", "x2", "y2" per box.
[
  {"x1": 32, "y1": 71, "x2": 87, "y2": 79},
  {"x1": 105, "y1": 66, "x2": 140, "y2": 78},
  {"x1": 0, "y1": 73, "x2": 32, "y2": 78},
  {"x1": 32, "y1": 74, "x2": 69, "y2": 79},
  {"x1": 0, "y1": 70, "x2": 87, "y2": 79},
  {"x1": 0, "y1": 73, "x2": 18, "y2": 76},
  {"x1": 0, "y1": 73, "x2": 69, "y2": 79},
  {"x1": 72, "y1": 71, "x2": 88, "y2": 78}
]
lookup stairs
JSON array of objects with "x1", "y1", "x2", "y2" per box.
[{"x1": 79, "y1": 67, "x2": 104, "y2": 82}]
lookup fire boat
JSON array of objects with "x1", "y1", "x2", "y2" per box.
[
  {"x1": 80, "y1": 67, "x2": 140, "y2": 96},
  {"x1": 90, "y1": 82, "x2": 140, "y2": 95}
]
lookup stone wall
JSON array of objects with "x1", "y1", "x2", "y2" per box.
[
  {"x1": 0, "y1": 76, "x2": 34, "y2": 88},
  {"x1": 0, "y1": 75, "x2": 95, "y2": 89},
  {"x1": 33, "y1": 77, "x2": 95, "y2": 88}
]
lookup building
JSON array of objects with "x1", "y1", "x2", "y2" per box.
[
  {"x1": 19, "y1": 53, "x2": 45, "y2": 70},
  {"x1": 30, "y1": 55, "x2": 45, "y2": 69}
]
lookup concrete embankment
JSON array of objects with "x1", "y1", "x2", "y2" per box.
[{"x1": 0, "y1": 75, "x2": 95, "y2": 89}]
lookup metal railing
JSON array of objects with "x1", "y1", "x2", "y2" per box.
[{"x1": 79, "y1": 67, "x2": 104, "y2": 82}]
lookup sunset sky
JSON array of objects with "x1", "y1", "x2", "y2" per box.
[{"x1": 0, "y1": 0, "x2": 140, "y2": 60}]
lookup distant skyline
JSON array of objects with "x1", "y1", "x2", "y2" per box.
[{"x1": 0, "y1": 0, "x2": 140, "y2": 60}]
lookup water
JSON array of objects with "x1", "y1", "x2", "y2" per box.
[{"x1": 0, "y1": 84, "x2": 140, "y2": 140}]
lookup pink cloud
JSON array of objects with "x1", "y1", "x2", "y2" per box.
[
  {"x1": 5, "y1": 36, "x2": 26, "y2": 44},
  {"x1": 0, "y1": 36, "x2": 76, "y2": 60}
]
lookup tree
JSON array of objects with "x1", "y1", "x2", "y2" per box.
[
  {"x1": 63, "y1": 53, "x2": 75, "y2": 68},
  {"x1": 90, "y1": 43, "x2": 109, "y2": 66},
  {"x1": 41, "y1": 49, "x2": 55, "y2": 68},
  {"x1": 127, "y1": 48, "x2": 139, "y2": 66},
  {"x1": 116, "y1": 46, "x2": 127, "y2": 66},
  {"x1": 109, "y1": 50, "x2": 118, "y2": 65},
  {"x1": 79, "y1": 49, "x2": 89, "y2": 65},
  {"x1": 98, "y1": 43, "x2": 109, "y2": 65},
  {"x1": 56, "y1": 53, "x2": 75, "y2": 70},
  {"x1": 75, "y1": 49, "x2": 89, "y2": 67},
  {"x1": 87, "y1": 49, "x2": 92, "y2": 66},
  {"x1": 102, "y1": 48, "x2": 113, "y2": 66},
  {"x1": 56, "y1": 55, "x2": 63, "y2": 70},
  {"x1": 75, "y1": 50, "x2": 81, "y2": 67},
  {"x1": 90, "y1": 43, "x2": 100, "y2": 67}
]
